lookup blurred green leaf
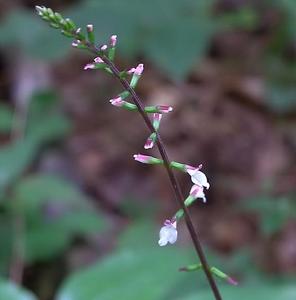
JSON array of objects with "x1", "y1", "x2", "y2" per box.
[
  {"x1": 0, "y1": 280, "x2": 37, "y2": 300},
  {"x1": 0, "y1": 138, "x2": 36, "y2": 196},
  {"x1": 221, "y1": 7, "x2": 259, "y2": 30},
  {"x1": 239, "y1": 196, "x2": 295, "y2": 235},
  {"x1": 266, "y1": 83, "x2": 296, "y2": 113},
  {"x1": 0, "y1": 217, "x2": 13, "y2": 274},
  {"x1": 57, "y1": 221, "x2": 197, "y2": 300},
  {"x1": 11, "y1": 174, "x2": 104, "y2": 262},
  {"x1": 0, "y1": 104, "x2": 13, "y2": 133},
  {"x1": 182, "y1": 283, "x2": 296, "y2": 300},
  {"x1": 0, "y1": 91, "x2": 70, "y2": 195}
]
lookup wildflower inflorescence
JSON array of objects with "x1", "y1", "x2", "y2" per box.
[{"x1": 36, "y1": 6, "x2": 237, "y2": 298}]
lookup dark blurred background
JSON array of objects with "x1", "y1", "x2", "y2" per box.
[{"x1": 0, "y1": 0, "x2": 295, "y2": 299}]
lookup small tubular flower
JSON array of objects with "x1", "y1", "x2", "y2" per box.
[
  {"x1": 100, "y1": 44, "x2": 107, "y2": 51},
  {"x1": 110, "y1": 34, "x2": 117, "y2": 47},
  {"x1": 186, "y1": 167, "x2": 209, "y2": 189},
  {"x1": 158, "y1": 220, "x2": 177, "y2": 246},
  {"x1": 190, "y1": 185, "x2": 206, "y2": 203},
  {"x1": 94, "y1": 56, "x2": 104, "y2": 63},
  {"x1": 133, "y1": 154, "x2": 162, "y2": 165},
  {"x1": 156, "y1": 105, "x2": 173, "y2": 113},
  {"x1": 127, "y1": 64, "x2": 144, "y2": 76},
  {"x1": 134, "y1": 63, "x2": 144, "y2": 76},
  {"x1": 109, "y1": 96, "x2": 124, "y2": 107},
  {"x1": 84, "y1": 63, "x2": 96, "y2": 70},
  {"x1": 144, "y1": 134, "x2": 155, "y2": 149}
]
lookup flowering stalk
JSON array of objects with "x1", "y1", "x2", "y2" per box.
[{"x1": 35, "y1": 6, "x2": 223, "y2": 300}]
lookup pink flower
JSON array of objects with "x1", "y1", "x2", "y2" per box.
[
  {"x1": 109, "y1": 96, "x2": 124, "y2": 107},
  {"x1": 110, "y1": 35, "x2": 117, "y2": 47},
  {"x1": 100, "y1": 44, "x2": 108, "y2": 51},
  {"x1": 134, "y1": 64, "x2": 144, "y2": 76},
  {"x1": 127, "y1": 68, "x2": 136, "y2": 74},
  {"x1": 133, "y1": 154, "x2": 152, "y2": 164},
  {"x1": 84, "y1": 63, "x2": 96, "y2": 70},
  {"x1": 127, "y1": 64, "x2": 144, "y2": 76},
  {"x1": 72, "y1": 40, "x2": 81, "y2": 48},
  {"x1": 156, "y1": 105, "x2": 173, "y2": 113},
  {"x1": 227, "y1": 276, "x2": 238, "y2": 286},
  {"x1": 144, "y1": 136, "x2": 154, "y2": 149},
  {"x1": 153, "y1": 113, "x2": 162, "y2": 122},
  {"x1": 94, "y1": 57, "x2": 104, "y2": 63},
  {"x1": 87, "y1": 24, "x2": 93, "y2": 32}
]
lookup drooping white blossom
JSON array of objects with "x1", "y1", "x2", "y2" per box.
[
  {"x1": 190, "y1": 184, "x2": 206, "y2": 203},
  {"x1": 186, "y1": 168, "x2": 210, "y2": 189},
  {"x1": 158, "y1": 220, "x2": 177, "y2": 246}
]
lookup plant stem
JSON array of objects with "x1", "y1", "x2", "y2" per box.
[{"x1": 83, "y1": 41, "x2": 222, "y2": 300}]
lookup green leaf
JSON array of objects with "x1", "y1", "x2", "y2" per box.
[
  {"x1": 0, "y1": 138, "x2": 37, "y2": 196},
  {"x1": 0, "y1": 104, "x2": 13, "y2": 133},
  {"x1": 0, "y1": 280, "x2": 37, "y2": 300},
  {"x1": 12, "y1": 174, "x2": 104, "y2": 262},
  {"x1": 57, "y1": 222, "x2": 196, "y2": 300},
  {"x1": 238, "y1": 196, "x2": 295, "y2": 235},
  {"x1": 182, "y1": 283, "x2": 296, "y2": 300}
]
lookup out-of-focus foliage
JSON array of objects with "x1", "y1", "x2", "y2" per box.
[
  {"x1": 0, "y1": 90, "x2": 104, "y2": 274},
  {"x1": 10, "y1": 174, "x2": 104, "y2": 263},
  {"x1": 57, "y1": 222, "x2": 195, "y2": 300},
  {"x1": 183, "y1": 284, "x2": 296, "y2": 300},
  {"x1": 57, "y1": 221, "x2": 296, "y2": 300},
  {"x1": 0, "y1": 280, "x2": 37, "y2": 300},
  {"x1": 0, "y1": 104, "x2": 13, "y2": 133},
  {"x1": 238, "y1": 196, "x2": 296, "y2": 235},
  {"x1": 0, "y1": 91, "x2": 70, "y2": 195}
]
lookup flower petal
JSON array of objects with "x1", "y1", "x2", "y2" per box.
[{"x1": 190, "y1": 170, "x2": 210, "y2": 189}]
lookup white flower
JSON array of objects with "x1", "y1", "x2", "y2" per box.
[
  {"x1": 186, "y1": 168, "x2": 210, "y2": 189},
  {"x1": 158, "y1": 220, "x2": 177, "y2": 246},
  {"x1": 190, "y1": 185, "x2": 206, "y2": 203}
]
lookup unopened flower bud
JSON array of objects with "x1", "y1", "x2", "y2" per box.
[
  {"x1": 86, "y1": 24, "x2": 93, "y2": 32},
  {"x1": 100, "y1": 44, "x2": 108, "y2": 51},
  {"x1": 152, "y1": 113, "x2": 162, "y2": 130},
  {"x1": 72, "y1": 40, "x2": 81, "y2": 47},
  {"x1": 134, "y1": 63, "x2": 144, "y2": 76},
  {"x1": 109, "y1": 97, "x2": 124, "y2": 107},
  {"x1": 110, "y1": 35, "x2": 117, "y2": 47},
  {"x1": 133, "y1": 154, "x2": 163, "y2": 165},
  {"x1": 144, "y1": 132, "x2": 157, "y2": 149},
  {"x1": 156, "y1": 105, "x2": 173, "y2": 113},
  {"x1": 227, "y1": 276, "x2": 238, "y2": 286},
  {"x1": 127, "y1": 68, "x2": 136, "y2": 74},
  {"x1": 94, "y1": 56, "x2": 104, "y2": 63},
  {"x1": 84, "y1": 63, "x2": 96, "y2": 70}
]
